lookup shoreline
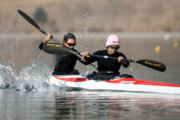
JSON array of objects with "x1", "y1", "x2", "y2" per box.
[{"x1": 1, "y1": 32, "x2": 180, "y2": 40}]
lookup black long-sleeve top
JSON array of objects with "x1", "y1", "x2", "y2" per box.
[
  {"x1": 39, "y1": 42, "x2": 84, "y2": 75},
  {"x1": 84, "y1": 50, "x2": 129, "y2": 74}
]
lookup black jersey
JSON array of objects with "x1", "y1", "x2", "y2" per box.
[{"x1": 85, "y1": 50, "x2": 129, "y2": 74}]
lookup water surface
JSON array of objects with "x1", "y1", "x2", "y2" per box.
[{"x1": 1, "y1": 89, "x2": 180, "y2": 120}]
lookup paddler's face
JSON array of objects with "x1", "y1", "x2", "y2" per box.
[
  {"x1": 107, "y1": 45, "x2": 119, "y2": 55},
  {"x1": 64, "y1": 39, "x2": 76, "y2": 49}
]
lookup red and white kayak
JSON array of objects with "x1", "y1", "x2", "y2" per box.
[{"x1": 50, "y1": 75, "x2": 180, "y2": 94}]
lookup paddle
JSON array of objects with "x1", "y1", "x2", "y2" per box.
[
  {"x1": 17, "y1": 9, "x2": 62, "y2": 45},
  {"x1": 87, "y1": 54, "x2": 166, "y2": 72},
  {"x1": 17, "y1": 9, "x2": 98, "y2": 71},
  {"x1": 17, "y1": 9, "x2": 84, "y2": 57},
  {"x1": 43, "y1": 44, "x2": 166, "y2": 72}
]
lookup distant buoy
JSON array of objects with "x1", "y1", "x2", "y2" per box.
[
  {"x1": 174, "y1": 41, "x2": 178, "y2": 48},
  {"x1": 155, "y1": 46, "x2": 161, "y2": 53}
]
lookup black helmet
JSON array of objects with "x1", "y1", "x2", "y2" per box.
[{"x1": 63, "y1": 32, "x2": 76, "y2": 42}]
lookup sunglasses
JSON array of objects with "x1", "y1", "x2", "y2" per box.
[
  {"x1": 66, "y1": 42, "x2": 76, "y2": 46},
  {"x1": 108, "y1": 46, "x2": 119, "y2": 50}
]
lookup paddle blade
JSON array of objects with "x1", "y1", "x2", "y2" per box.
[
  {"x1": 42, "y1": 43, "x2": 73, "y2": 55},
  {"x1": 136, "y1": 59, "x2": 166, "y2": 72},
  {"x1": 17, "y1": 9, "x2": 41, "y2": 31}
]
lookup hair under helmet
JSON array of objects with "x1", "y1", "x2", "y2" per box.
[{"x1": 106, "y1": 34, "x2": 120, "y2": 47}]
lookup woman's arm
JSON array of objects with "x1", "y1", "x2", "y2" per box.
[
  {"x1": 39, "y1": 33, "x2": 53, "y2": 50},
  {"x1": 77, "y1": 51, "x2": 98, "y2": 65}
]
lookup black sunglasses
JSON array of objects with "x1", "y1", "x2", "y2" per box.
[
  {"x1": 67, "y1": 42, "x2": 76, "y2": 46},
  {"x1": 108, "y1": 46, "x2": 119, "y2": 50}
]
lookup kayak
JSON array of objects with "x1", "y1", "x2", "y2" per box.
[{"x1": 50, "y1": 75, "x2": 180, "y2": 94}]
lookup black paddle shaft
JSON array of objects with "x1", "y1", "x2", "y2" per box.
[{"x1": 90, "y1": 54, "x2": 135, "y2": 62}]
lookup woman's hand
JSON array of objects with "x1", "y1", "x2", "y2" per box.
[
  {"x1": 118, "y1": 56, "x2": 128, "y2": 65},
  {"x1": 81, "y1": 51, "x2": 90, "y2": 62},
  {"x1": 43, "y1": 33, "x2": 53, "y2": 43},
  {"x1": 117, "y1": 56, "x2": 124, "y2": 62}
]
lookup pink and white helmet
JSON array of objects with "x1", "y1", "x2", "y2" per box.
[{"x1": 106, "y1": 34, "x2": 120, "y2": 47}]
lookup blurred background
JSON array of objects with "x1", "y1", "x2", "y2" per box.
[
  {"x1": 0, "y1": 0, "x2": 180, "y2": 82},
  {"x1": 1, "y1": 0, "x2": 180, "y2": 32}
]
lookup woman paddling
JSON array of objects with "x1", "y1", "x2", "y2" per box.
[
  {"x1": 82, "y1": 34, "x2": 130, "y2": 80},
  {"x1": 39, "y1": 32, "x2": 86, "y2": 75}
]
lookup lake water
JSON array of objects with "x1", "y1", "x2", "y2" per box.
[
  {"x1": 1, "y1": 90, "x2": 180, "y2": 120},
  {"x1": 0, "y1": 32, "x2": 180, "y2": 120}
]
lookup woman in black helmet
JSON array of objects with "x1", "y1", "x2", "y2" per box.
[{"x1": 39, "y1": 32, "x2": 85, "y2": 75}]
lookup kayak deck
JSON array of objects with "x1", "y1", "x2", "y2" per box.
[{"x1": 50, "y1": 75, "x2": 180, "y2": 94}]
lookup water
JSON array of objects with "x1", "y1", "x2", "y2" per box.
[
  {"x1": 1, "y1": 30, "x2": 180, "y2": 119},
  {"x1": 0, "y1": 52, "x2": 180, "y2": 120},
  {"x1": 1, "y1": 89, "x2": 180, "y2": 120}
]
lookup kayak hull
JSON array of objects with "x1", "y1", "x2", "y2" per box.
[{"x1": 50, "y1": 75, "x2": 180, "y2": 94}]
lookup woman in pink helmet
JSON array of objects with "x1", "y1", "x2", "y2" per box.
[{"x1": 82, "y1": 34, "x2": 129, "y2": 80}]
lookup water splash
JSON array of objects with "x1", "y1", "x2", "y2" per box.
[
  {"x1": 78, "y1": 12, "x2": 96, "y2": 72},
  {"x1": 0, "y1": 64, "x2": 16, "y2": 88},
  {"x1": 82, "y1": 12, "x2": 95, "y2": 39},
  {"x1": 16, "y1": 59, "x2": 52, "y2": 92},
  {"x1": 0, "y1": 59, "x2": 62, "y2": 92},
  {"x1": 78, "y1": 11, "x2": 95, "y2": 51}
]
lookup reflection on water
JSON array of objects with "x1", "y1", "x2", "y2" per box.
[
  {"x1": 1, "y1": 89, "x2": 180, "y2": 120},
  {"x1": 54, "y1": 91, "x2": 180, "y2": 120}
]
